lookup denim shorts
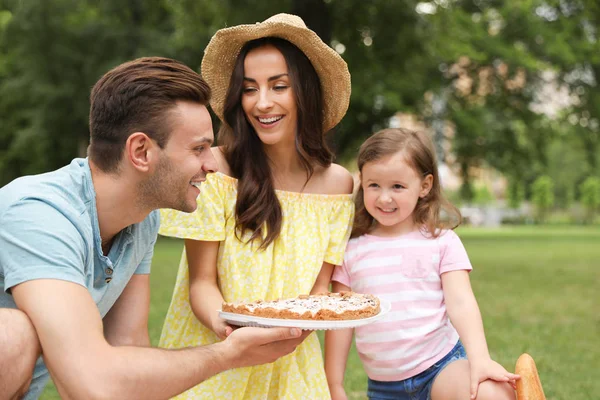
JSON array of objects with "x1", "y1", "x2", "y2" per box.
[{"x1": 367, "y1": 340, "x2": 467, "y2": 400}]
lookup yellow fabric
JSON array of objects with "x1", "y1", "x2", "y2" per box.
[{"x1": 159, "y1": 172, "x2": 354, "y2": 400}]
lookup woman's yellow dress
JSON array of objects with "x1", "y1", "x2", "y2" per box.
[{"x1": 158, "y1": 172, "x2": 354, "y2": 400}]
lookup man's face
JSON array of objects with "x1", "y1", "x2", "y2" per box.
[{"x1": 141, "y1": 101, "x2": 217, "y2": 213}]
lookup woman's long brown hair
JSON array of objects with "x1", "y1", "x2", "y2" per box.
[
  {"x1": 352, "y1": 128, "x2": 461, "y2": 238},
  {"x1": 219, "y1": 37, "x2": 333, "y2": 249}
]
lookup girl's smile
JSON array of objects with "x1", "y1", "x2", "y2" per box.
[{"x1": 362, "y1": 151, "x2": 432, "y2": 236}]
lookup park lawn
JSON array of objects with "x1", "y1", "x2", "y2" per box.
[{"x1": 41, "y1": 226, "x2": 599, "y2": 399}]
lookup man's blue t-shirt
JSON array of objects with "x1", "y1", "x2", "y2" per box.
[{"x1": 0, "y1": 158, "x2": 160, "y2": 399}]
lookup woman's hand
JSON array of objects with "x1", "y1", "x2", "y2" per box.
[
  {"x1": 211, "y1": 313, "x2": 235, "y2": 340},
  {"x1": 469, "y1": 358, "x2": 520, "y2": 399},
  {"x1": 329, "y1": 383, "x2": 348, "y2": 400}
]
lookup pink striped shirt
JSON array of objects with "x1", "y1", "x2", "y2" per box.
[{"x1": 332, "y1": 229, "x2": 472, "y2": 381}]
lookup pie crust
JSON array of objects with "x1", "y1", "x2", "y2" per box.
[{"x1": 222, "y1": 291, "x2": 381, "y2": 321}]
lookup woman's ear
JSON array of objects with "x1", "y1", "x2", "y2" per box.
[{"x1": 420, "y1": 174, "x2": 434, "y2": 198}]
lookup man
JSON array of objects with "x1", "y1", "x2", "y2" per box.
[{"x1": 0, "y1": 57, "x2": 306, "y2": 400}]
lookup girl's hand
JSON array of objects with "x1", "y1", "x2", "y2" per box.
[
  {"x1": 329, "y1": 384, "x2": 348, "y2": 400},
  {"x1": 469, "y1": 358, "x2": 520, "y2": 399}
]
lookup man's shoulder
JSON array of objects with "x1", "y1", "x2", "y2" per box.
[
  {"x1": 140, "y1": 209, "x2": 161, "y2": 236},
  {"x1": 127, "y1": 210, "x2": 161, "y2": 250},
  {"x1": 0, "y1": 160, "x2": 93, "y2": 239},
  {"x1": 0, "y1": 159, "x2": 91, "y2": 215}
]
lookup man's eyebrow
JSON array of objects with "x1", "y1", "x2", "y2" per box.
[
  {"x1": 195, "y1": 137, "x2": 214, "y2": 145},
  {"x1": 243, "y1": 73, "x2": 289, "y2": 83}
]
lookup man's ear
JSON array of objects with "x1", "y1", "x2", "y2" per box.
[
  {"x1": 420, "y1": 174, "x2": 434, "y2": 198},
  {"x1": 125, "y1": 132, "x2": 155, "y2": 172}
]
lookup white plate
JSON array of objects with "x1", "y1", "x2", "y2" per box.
[{"x1": 218, "y1": 299, "x2": 391, "y2": 330}]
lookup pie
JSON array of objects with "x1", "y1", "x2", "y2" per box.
[{"x1": 221, "y1": 291, "x2": 381, "y2": 321}]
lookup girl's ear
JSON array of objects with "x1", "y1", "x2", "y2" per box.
[{"x1": 420, "y1": 174, "x2": 433, "y2": 198}]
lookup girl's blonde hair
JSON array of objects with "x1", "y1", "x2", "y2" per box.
[{"x1": 352, "y1": 128, "x2": 461, "y2": 238}]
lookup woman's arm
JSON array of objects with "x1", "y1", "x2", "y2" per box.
[
  {"x1": 324, "y1": 281, "x2": 353, "y2": 400},
  {"x1": 311, "y1": 261, "x2": 335, "y2": 294},
  {"x1": 186, "y1": 238, "x2": 231, "y2": 339}
]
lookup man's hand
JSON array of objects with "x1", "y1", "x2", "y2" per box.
[
  {"x1": 12, "y1": 279, "x2": 309, "y2": 400},
  {"x1": 222, "y1": 327, "x2": 311, "y2": 369}
]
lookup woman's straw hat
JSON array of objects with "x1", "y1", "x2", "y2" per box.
[{"x1": 201, "y1": 13, "x2": 351, "y2": 132}]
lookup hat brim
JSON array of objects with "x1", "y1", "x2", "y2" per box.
[{"x1": 201, "y1": 19, "x2": 351, "y2": 133}]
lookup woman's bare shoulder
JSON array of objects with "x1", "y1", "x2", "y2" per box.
[
  {"x1": 210, "y1": 146, "x2": 232, "y2": 176},
  {"x1": 315, "y1": 163, "x2": 354, "y2": 195}
]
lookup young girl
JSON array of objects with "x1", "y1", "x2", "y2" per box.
[
  {"x1": 158, "y1": 14, "x2": 354, "y2": 399},
  {"x1": 325, "y1": 128, "x2": 519, "y2": 400}
]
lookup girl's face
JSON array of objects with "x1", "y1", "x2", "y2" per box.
[
  {"x1": 361, "y1": 151, "x2": 432, "y2": 236},
  {"x1": 241, "y1": 45, "x2": 297, "y2": 147}
]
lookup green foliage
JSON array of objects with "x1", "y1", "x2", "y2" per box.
[
  {"x1": 0, "y1": 0, "x2": 176, "y2": 184},
  {"x1": 579, "y1": 176, "x2": 600, "y2": 221},
  {"x1": 531, "y1": 175, "x2": 555, "y2": 222},
  {"x1": 564, "y1": 185, "x2": 575, "y2": 210},
  {"x1": 473, "y1": 184, "x2": 494, "y2": 205},
  {"x1": 0, "y1": 0, "x2": 599, "y2": 194},
  {"x1": 507, "y1": 179, "x2": 525, "y2": 209},
  {"x1": 459, "y1": 180, "x2": 475, "y2": 203}
]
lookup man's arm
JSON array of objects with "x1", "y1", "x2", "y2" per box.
[
  {"x1": 103, "y1": 222, "x2": 155, "y2": 347},
  {"x1": 13, "y1": 279, "x2": 304, "y2": 400},
  {"x1": 102, "y1": 274, "x2": 151, "y2": 347}
]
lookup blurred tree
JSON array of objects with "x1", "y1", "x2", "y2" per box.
[
  {"x1": 507, "y1": 178, "x2": 525, "y2": 209},
  {"x1": 547, "y1": 124, "x2": 589, "y2": 208},
  {"x1": 0, "y1": 0, "x2": 598, "y2": 203},
  {"x1": 323, "y1": 0, "x2": 439, "y2": 159},
  {"x1": 0, "y1": 0, "x2": 176, "y2": 184},
  {"x1": 526, "y1": 0, "x2": 600, "y2": 176},
  {"x1": 473, "y1": 183, "x2": 494, "y2": 205},
  {"x1": 531, "y1": 175, "x2": 555, "y2": 222},
  {"x1": 422, "y1": 2, "x2": 558, "y2": 197},
  {"x1": 579, "y1": 176, "x2": 600, "y2": 222}
]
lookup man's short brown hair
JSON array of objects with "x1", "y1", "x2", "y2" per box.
[{"x1": 88, "y1": 57, "x2": 211, "y2": 173}]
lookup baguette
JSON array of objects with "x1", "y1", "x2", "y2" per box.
[{"x1": 515, "y1": 353, "x2": 546, "y2": 400}]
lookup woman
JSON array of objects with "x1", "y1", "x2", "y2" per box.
[{"x1": 159, "y1": 13, "x2": 354, "y2": 399}]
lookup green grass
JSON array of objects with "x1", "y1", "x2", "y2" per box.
[{"x1": 41, "y1": 226, "x2": 599, "y2": 399}]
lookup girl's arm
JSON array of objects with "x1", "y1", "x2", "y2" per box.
[
  {"x1": 310, "y1": 261, "x2": 335, "y2": 294},
  {"x1": 186, "y1": 238, "x2": 231, "y2": 339},
  {"x1": 442, "y1": 270, "x2": 519, "y2": 399},
  {"x1": 324, "y1": 281, "x2": 353, "y2": 400},
  {"x1": 442, "y1": 270, "x2": 489, "y2": 360}
]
